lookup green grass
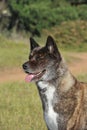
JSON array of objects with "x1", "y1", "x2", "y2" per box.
[
  {"x1": 0, "y1": 81, "x2": 47, "y2": 130},
  {"x1": 0, "y1": 34, "x2": 29, "y2": 71},
  {"x1": 77, "y1": 73, "x2": 87, "y2": 83}
]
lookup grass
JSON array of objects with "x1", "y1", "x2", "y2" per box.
[
  {"x1": 0, "y1": 81, "x2": 47, "y2": 130},
  {"x1": 42, "y1": 20, "x2": 87, "y2": 52},
  {"x1": 0, "y1": 34, "x2": 29, "y2": 71},
  {"x1": 61, "y1": 51, "x2": 81, "y2": 64},
  {"x1": 0, "y1": 35, "x2": 47, "y2": 130},
  {"x1": 77, "y1": 73, "x2": 87, "y2": 83}
]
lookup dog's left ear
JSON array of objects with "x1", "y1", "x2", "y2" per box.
[
  {"x1": 46, "y1": 36, "x2": 61, "y2": 60},
  {"x1": 30, "y1": 37, "x2": 39, "y2": 51}
]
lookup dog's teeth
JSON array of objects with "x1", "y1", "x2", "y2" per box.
[{"x1": 37, "y1": 71, "x2": 42, "y2": 75}]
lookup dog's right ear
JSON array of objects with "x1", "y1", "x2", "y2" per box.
[{"x1": 30, "y1": 37, "x2": 39, "y2": 51}]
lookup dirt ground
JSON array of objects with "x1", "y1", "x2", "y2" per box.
[
  {"x1": 0, "y1": 52, "x2": 87, "y2": 83},
  {"x1": 68, "y1": 52, "x2": 87, "y2": 74}
]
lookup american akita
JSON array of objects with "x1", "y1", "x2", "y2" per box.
[{"x1": 22, "y1": 36, "x2": 87, "y2": 130}]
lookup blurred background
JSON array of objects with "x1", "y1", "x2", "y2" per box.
[{"x1": 0, "y1": 0, "x2": 87, "y2": 130}]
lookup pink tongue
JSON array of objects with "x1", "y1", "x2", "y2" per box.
[{"x1": 25, "y1": 74, "x2": 35, "y2": 82}]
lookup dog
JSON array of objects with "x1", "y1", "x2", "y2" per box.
[{"x1": 22, "y1": 36, "x2": 87, "y2": 130}]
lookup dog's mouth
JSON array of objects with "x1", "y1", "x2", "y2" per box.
[{"x1": 25, "y1": 69, "x2": 46, "y2": 82}]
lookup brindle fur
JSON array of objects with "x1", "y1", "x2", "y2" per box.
[{"x1": 23, "y1": 36, "x2": 87, "y2": 130}]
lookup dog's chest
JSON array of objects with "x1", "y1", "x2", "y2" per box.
[{"x1": 37, "y1": 81, "x2": 58, "y2": 130}]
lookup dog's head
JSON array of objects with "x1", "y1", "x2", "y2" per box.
[{"x1": 22, "y1": 36, "x2": 61, "y2": 82}]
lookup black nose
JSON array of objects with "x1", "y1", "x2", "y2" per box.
[{"x1": 22, "y1": 63, "x2": 28, "y2": 70}]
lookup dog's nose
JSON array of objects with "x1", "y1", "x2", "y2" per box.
[{"x1": 22, "y1": 63, "x2": 28, "y2": 70}]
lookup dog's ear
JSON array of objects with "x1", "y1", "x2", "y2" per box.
[
  {"x1": 46, "y1": 36, "x2": 61, "y2": 60},
  {"x1": 30, "y1": 37, "x2": 39, "y2": 51},
  {"x1": 46, "y1": 36, "x2": 58, "y2": 53}
]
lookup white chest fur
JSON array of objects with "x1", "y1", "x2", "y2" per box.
[{"x1": 37, "y1": 81, "x2": 58, "y2": 130}]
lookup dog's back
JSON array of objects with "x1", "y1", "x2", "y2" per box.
[{"x1": 64, "y1": 82, "x2": 87, "y2": 130}]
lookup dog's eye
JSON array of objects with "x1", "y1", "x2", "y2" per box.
[
  {"x1": 36, "y1": 55, "x2": 41, "y2": 61},
  {"x1": 36, "y1": 54, "x2": 44, "y2": 60},
  {"x1": 39, "y1": 54, "x2": 44, "y2": 58}
]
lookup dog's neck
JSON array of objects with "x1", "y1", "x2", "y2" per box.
[
  {"x1": 37, "y1": 71, "x2": 75, "y2": 94},
  {"x1": 36, "y1": 59, "x2": 76, "y2": 103},
  {"x1": 37, "y1": 58, "x2": 75, "y2": 93}
]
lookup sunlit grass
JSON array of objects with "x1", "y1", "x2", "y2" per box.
[
  {"x1": 0, "y1": 81, "x2": 47, "y2": 130},
  {"x1": 0, "y1": 34, "x2": 29, "y2": 71},
  {"x1": 43, "y1": 20, "x2": 87, "y2": 52},
  {"x1": 77, "y1": 73, "x2": 87, "y2": 83}
]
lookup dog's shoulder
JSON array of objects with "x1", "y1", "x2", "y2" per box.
[{"x1": 78, "y1": 82, "x2": 87, "y2": 104}]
